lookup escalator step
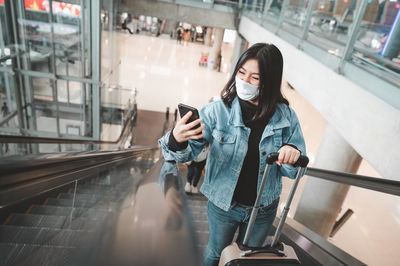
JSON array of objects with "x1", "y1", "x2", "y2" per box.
[
  {"x1": 188, "y1": 204, "x2": 207, "y2": 214},
  {"x1": 192, "y1": 220, "x2": 209, "y2": 231},
  {"x1": 58, "y1": 193, "x2": 121, "y2": 202},
  {"x1": 29, "y1": 205, "x2": 109, "y2": 219},
  {"x1": 45, "y1": 198, "x2": 91, "y2": 208},
  {"x1": 0, "y1": 225, "x2": 93, "y2": 247},
  {"x1": 11, "y1": 227, "x2": 40, "y2": 244},
  {"x1": 45, "y1": 198, "x2": 118, "y2": 210},
  {"x1": 38, "y1": 215, "x2": 71, "y2": 229},
  {"x1": 194, "y1": 231, "x2": 209, "y2": 246},
  {"x1": 8, "y1": 214, "x2": 99, "y2": 230},
  {"x1": 6, "y1": 214, "x2": 43, "y2": 227},
  {"x1": 0, "y1": 243, "x2": 22, "y2": 265},
  {"x1": 0, "y1": 226, "x2": 20, "y2": 242},
  {"x1": 67, "y1": 230, "x2": 94, "y2": 245},
  {"x1": 8, "y1": 244, "x2": 75, "y2": 266},
  {"x1": 36, "y1": 228, "x2": 92, "y2": 247}
]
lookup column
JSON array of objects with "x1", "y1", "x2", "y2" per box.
[
  {"x1": 204, "y1": 27, "x2": 213, "y2": 46},
  {"x1": 294, "y1": 123, "x2": 362, "y2": 238},
  {"x1": 230, "y1": 33, "x2": 249, "y2": 74},
  {"x1": 163, "y1": 19, "x2": 178, "y2": 38},
  {"x1": 208, "y1": 28, "x2": 224, "y2": 71}
]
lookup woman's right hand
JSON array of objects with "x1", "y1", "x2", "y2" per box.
[{"x1": 172, "y1": 111, "x2": 205, "y2": 143}]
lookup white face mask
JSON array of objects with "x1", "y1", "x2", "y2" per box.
[{"x1": 235, "y1": 76, "x2": 259, "y2": 101}]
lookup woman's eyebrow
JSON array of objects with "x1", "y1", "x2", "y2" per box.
[{"x1": 240, "y1": 67, "x2": 260, "y2": 75}]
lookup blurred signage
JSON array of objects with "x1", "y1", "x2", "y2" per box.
[{"x1": 24, "y1": 0, "x2": 81, "y2": 16}]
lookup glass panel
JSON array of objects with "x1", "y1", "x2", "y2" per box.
[
  {"x1": 351, "y1": 1, "x2": 400, "y2": 81},
  {"x1": 245, "y1": 0, "x2": 265, "y2": 12},
  {"x1": 68, "y1": 80, "x2": 83, "y2": 104},
  {"x1": 51, "y1": 1, "x2": 86, "y2": 78},
  {"x1": 101, "y1": 0, "x2": 120, "y2": 87},
  {"x1": 21, "y1": 0, "x2": 52, "y2": 73},
  {"x1": 280, "y1": 176, "x2": 400, "y2": 266},
  {"x1": 264, "y1": 0, "x2": 286, "y2": 23},
  {"x1": 280, "y1": 0, "x2": 309, "y2": 37},
  {"x1": 0, "y1": 72, "x2": 20, "y2": 130},
  {"x1": 307, "y1": 0, "x2": 359, "y2": 58},
  {"x1": 32, "y1": 77, "x2": 53, "y2": 101}
]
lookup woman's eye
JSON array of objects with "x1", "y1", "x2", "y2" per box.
[
  {"x1": 252, "y1": 76, "x2": 259, "y2": 80},
  {"x1": 238, "y1": 70, "x2": 245, "y2": 74}
]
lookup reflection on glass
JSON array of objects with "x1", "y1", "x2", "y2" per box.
[
  {"x1": 158, "y1": 161, "x2": 184, "y2": 230},
  {"x1": 20, "y1": 0, "x2": 85, "y2": 77},
  {"x1": 264, "y1": 0, "x2": 285, "y2": 22},
  {"x1": 0, "y1": 72, "x2": 19, "y2": 129},
  {"x1": 33, "y1": 77, "x2": 53, "y2": 101},
  {"x1": 306, "y1": 0, "x2": 360, "y2": 57},
  {"x1": 280, "y1": 0, "x2": 310, "y2": 37},
  {"x1": 352, "y1": 1, "x2": 400, "y2": 76}
]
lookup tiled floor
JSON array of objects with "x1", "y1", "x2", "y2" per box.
[{"x1": 115, "y1": 32, "x2": 400, "y2": 266}]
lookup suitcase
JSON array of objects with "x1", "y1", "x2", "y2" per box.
[{"x1": 219, "y1": 152, "x2": 309, "y2": 266}]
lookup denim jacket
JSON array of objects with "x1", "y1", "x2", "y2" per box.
[{"x1": 158, "y1": 97, "x2": 306, "y2": 211}]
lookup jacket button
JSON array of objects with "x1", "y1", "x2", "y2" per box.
[
  {"x1": 262, "y1": 152, "x2": 266, "y2": 156},
  {"x1": 221, "y1": 137, "x2": 224, "y2": 141},
  {"x1": 260, "y1": 171, "x2": 264, "y2": 175}
]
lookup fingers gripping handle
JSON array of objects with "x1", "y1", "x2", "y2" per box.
[{"x1": 266, "y1": 152, "x2": 309, "y2": 168}]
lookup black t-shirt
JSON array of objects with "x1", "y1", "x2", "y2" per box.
[{"x1": 232, "y1": 99, "x2": 269, "y2": 206}]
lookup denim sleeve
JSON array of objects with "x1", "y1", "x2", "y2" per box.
[
  {"x1": 279, "y1": 108, "x2": 307, "y2": 179},
  {"x1": 158, "y1": 103, "x2": 214, "y2": 162}
]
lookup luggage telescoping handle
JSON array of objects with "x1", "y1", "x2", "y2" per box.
[{"x1": 242, "y1": 152, "x2": 309, "y2": 247}]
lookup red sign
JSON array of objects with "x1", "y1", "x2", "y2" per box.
[
  {"x1": 0, "y1": 0, "x2": 4, "y2": 5},
  {"x1": 24, "y1": 0, "x2": 80, "y2": 16}
]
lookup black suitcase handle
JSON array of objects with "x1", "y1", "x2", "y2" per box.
[{"x1": 266, "y1": 152, "x2": 309, "y2": 168}]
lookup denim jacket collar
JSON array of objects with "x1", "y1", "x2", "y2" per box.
[
  {"x1": 228, "y1": 97, "x2": 290, "y2": 131},
  {"x1": 228, "y1": 97, "x2": 245, "y2": 127}
]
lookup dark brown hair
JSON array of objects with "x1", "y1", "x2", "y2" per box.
[{"x1": 221, "y1": 43, "x2": 289, "y2": 123}]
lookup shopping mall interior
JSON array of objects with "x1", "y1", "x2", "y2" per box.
[{"x1": 0, "y1": 0, "x2": 399, "y2": 265}]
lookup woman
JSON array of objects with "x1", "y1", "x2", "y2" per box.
[
  {"x1": 184, "y1": 143, "x2": 209, "y2": 194},
  {"x1": 158, "y1": 43, "x2": 306, "y2": 266}
]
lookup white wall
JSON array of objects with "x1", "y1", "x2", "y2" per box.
[{"x1": 239, "y1": 16, "x2": 400, "y2": 180}]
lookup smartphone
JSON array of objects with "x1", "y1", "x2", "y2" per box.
[{"x1": 178, "y1": 103, "x2": 200, "y2": 130}]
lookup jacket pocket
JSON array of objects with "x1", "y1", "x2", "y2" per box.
[{"x1": 211, "y1": 130, "x2": 236, "y2": 162}]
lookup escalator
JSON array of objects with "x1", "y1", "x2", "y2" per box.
[
  {"x1": 0, "y1": 145, "x2": 160, "y2": 265},
  {"x1": 1, "y1": 111, "x2": 399, "y2": 265},
  {"x1": 1, "y1": 146, "x2": 399, "y2": 265}
]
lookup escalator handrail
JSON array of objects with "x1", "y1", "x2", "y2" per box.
[
  {"x1": 306, "y1": 167, "x2": 400, "y2": 196},
  {"x1": 0, "y1": 146, "x2": 159, "y2": 187},
  {"x1": 0, "y1": 145, "x2": 159, "y2": 207},
  {"x1": 0, "y1": 104, "x2": 137, "y2": 144}
]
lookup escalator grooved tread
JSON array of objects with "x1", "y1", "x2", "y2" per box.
[
  {"x1": 0, "y1": 243, "x2": 22, "y2": 266},
  {"x1": 28, "y1": 205, "x2": 110, "y2": 218},
  {"x1": 7, "y1": 213, "x2": 100, "y2": 230},
  {"x1": 186, "y1": 194, "x2": 210, "y2": 251},
  {"x1": 8, "y1": 243, "x2": 76, "y2": 266}
]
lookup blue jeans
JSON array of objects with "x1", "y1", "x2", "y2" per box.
[
  {"x1": 187, "y1": 160, "x2": 206, "y2": 187},
  {"x1": 203, "y1": 198, "x2": 279, "y2": 266}
]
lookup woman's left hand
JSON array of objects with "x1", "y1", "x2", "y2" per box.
[{"x1": 276, "y1": 145, "x2": 300, "y2": 166}]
